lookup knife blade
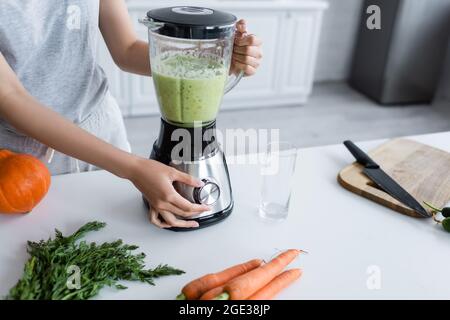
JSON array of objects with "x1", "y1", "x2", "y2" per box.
[{"x1": 343, "y1": 140, "x2": 430, "y2": 217}]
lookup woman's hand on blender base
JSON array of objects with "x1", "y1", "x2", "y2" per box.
[
  {"x1": 232, "y1": 19, "x2": 263, "y2": 76},
  {"x1": 149, "y1": 208, "x2": 199, "y2": 229},
  {"x1": 128, "y1": 157, "x2": 210, "y2": 228}
]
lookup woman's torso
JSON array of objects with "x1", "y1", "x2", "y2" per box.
[{"x1": 0, "y1": 0, "x2": 108, "y2": 131}]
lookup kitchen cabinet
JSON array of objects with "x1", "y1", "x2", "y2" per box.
[{"x1": 97, "y1": 0, "x2": 328, "y2": 116}]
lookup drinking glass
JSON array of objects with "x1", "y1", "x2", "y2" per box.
[{"x1": 259, "y1": 142, "x2": 297, "y2": 220}]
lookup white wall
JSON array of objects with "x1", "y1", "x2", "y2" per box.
[{"x1": 313, "y1": 0, "x2": 363, "y2": 82}]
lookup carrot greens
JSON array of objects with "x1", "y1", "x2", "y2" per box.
[{"x1": 6, "y1": 221, "x2": 184, "y2": 300}]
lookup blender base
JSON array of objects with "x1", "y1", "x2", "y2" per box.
[
  {"x1": 143, "y1": 197, "x2": 233, "y2": 232},
  {"x1": 143, "y1": 118, "x2": 234, "y2": 231}
]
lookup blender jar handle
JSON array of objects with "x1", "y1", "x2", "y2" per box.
[
  {"x1": 224, "y1": 70, "x2": 244, "y2": 94},
  {"x1": 139, "y1": 16, "x2": 165, "y2": 30}
]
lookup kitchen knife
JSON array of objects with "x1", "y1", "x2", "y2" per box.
[{"x1": 343, "y1": 140, "x2": 430, "y2": 217}]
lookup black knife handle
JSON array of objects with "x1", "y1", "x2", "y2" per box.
[{"x1": 343, "y1": 140, "x2": 379, "y2": 169}]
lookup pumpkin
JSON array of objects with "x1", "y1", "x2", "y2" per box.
[{"x1": 0, "y1": 149, "x2": 51, "y2": 214}]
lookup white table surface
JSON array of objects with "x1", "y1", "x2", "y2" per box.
[{"x1": 1, "y1": 132, "x2": 450, "y2": 300}]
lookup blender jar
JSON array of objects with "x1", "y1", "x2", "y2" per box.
[{"x1": 140, "y1": 7, "x2": 243, "y2": 127}]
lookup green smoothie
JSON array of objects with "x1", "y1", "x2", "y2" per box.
[{"x1": 152, "y1": 54, "x2": 227, "y2": 126}]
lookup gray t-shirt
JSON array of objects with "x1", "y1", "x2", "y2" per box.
[{"x1": 0, "y1": 0, "x2": 108, "y2": 131}]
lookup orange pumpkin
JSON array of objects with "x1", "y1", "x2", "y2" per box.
[{"x1": 0, "y1": 149, "x2": 51, "y2": 214}]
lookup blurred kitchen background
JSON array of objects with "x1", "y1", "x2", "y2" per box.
[{"x1": 99, "y1": 0, "x2": 450, "y2": 156}]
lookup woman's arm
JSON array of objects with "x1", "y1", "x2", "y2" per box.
[
  {"x1": 0, "y1": 54, "x2": 135, "y2": 178},
  {"x1": 0, "y1": 54, "x2": 209, "y2": 228},
  {"x1": 99, "y1": 0, "x2": 150, "y2": 76}
]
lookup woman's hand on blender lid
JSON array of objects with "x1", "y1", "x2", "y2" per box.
[
  {"x1": 232, "y1": 19, "x2": 263, "y2": 77},
  {"x1": 128, "y1": 158, "x2": 209, "y2": 228}
]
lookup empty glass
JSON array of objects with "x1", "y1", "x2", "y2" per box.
[{"x1": 259, "y1": 142, "x2": 298, "y2": 220}]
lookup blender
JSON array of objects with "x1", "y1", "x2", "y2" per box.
[{"x1": 139, "y1": 6, "x2": 243, "y2": 231}]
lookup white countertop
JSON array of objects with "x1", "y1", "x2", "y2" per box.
[{"x1": 1, "y1": 131, "x2": 450, "y2": 300}]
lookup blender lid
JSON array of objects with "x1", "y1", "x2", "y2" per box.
[{"x1": 146, "y1": 6, "x2": 237, "y2": 39}]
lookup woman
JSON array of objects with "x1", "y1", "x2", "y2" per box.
[{"x1": 0, "y1": 1, "x2": 262, "y2": 228}]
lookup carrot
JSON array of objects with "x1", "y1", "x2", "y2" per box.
[
  {"x1": 223, "y1": 249, "x2": 301, "y2": 300},
  {"x1": 247, "y1": 268, "x2": 302, "y2": 300},
  {"x1": 178, "y1": 258, "x2": 263, "y2": 300},
  {"x1": 199, "y1": 285, "x2": 225, "y2": 300}
]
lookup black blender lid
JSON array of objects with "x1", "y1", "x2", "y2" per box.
[{"x1": 146, "y1": 6, "x2": 237, "y2": 39}]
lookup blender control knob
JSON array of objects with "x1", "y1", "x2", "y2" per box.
[{"x1": 193, "y1": 179, "x2": 220, "y2": 205}]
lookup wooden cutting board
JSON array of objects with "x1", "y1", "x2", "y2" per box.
[{"x1": 338, "y1": 139, "x2": 450, "y2": 218}]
